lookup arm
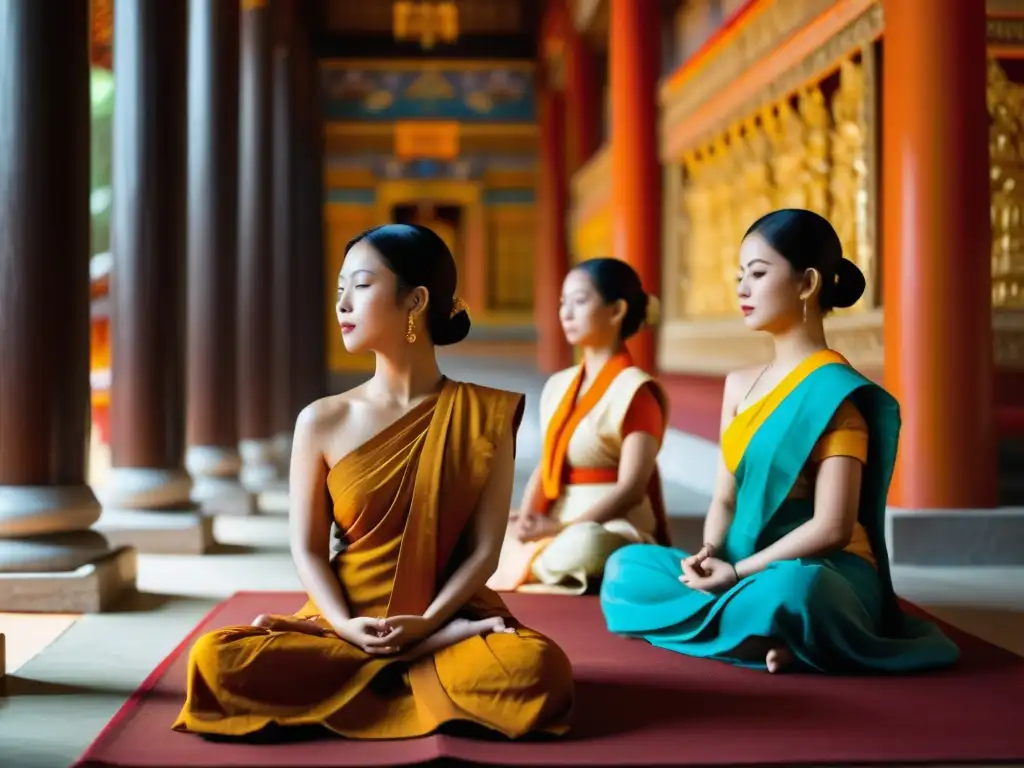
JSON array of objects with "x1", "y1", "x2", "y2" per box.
[
  {"x1": 701, "y1": 373, "x2": 742, "y2": 553},
  {"x1": 574, "y1": 431, "x2": 659, "y2": 525},
  {"x1": 288, "y1": 404, "x2": 353, "y2": 629},
  {"x1": 734, "y1": 455, "x2": 862, "y2": 578},
  {"x1": 517, "y1": 464, "x2": 543, "y2": 517},
  {"x1": 421, "y1": 424, "x2": 516, "y2": 631}
]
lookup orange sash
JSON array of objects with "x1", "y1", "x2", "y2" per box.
[{"x1": 539, "y1": 351, "x2": 634, "y2": 511}]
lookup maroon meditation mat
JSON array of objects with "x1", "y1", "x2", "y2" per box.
[{"x1": 76, "y1": 591, "x2": 1023, "y2": 767}]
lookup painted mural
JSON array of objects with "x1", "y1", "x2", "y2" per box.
[
  {"x1": 320, "y1": 63, "x2": 535, "y2": 122},
  {"x1": 327, "y1": 153, "x2": 535, "y2": 181}
]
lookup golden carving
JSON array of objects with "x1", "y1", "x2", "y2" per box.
[
  {"x1": 661, "y1": 1, "x2": 883, "y2": 158},
  {"x1": 988, "y1": 17, "x2": 1024, "y2": 47},
  {"x1": 673, "y1": 51, "x2": 876, "y2": 326},
  {"x1": 738, "y1": 116, "x2": 775, "y2": 232},
  {"x1": 800, "y1": 85, "x2": 832, "y2": 213},
  {"x1": 829, "y1": 57, "x2": 873, "y2": 309},
  {"x1": 988, "y1": 58, "x2": 1024, "y2": 309}
]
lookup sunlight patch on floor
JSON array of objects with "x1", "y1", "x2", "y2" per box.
[{"x1": 0, "y1": 613, "x2": 80, "y2": 675}]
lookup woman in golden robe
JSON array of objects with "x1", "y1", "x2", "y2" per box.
[
  {"x1": 173, "y1": 224, "x2": 574, "y2": 740},
  {"x1": 487, "y1": 259, "x2": 671, "y2": 596}
]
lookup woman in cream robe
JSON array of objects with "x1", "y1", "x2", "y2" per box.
[{"x1": 487, "y1": 259, "x2": 671, "y2": 595}]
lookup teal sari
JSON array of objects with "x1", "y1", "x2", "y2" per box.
[{"x1": 599, "y1": 360, "x2": 960, "y2": 673}]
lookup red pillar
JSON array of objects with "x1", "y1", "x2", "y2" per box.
[
  {"x1": 882, "y1": 0, "x2": 996, "y2": 509},
  {"x1": 610, "y1": 0, "x2": 661, "y2": 372},
  {"x1": 536, "y1": 72, "x2": 572, "y2": 374},
  {"x1": 564, "y1": 24, "x2": 601, "y2": 176}
]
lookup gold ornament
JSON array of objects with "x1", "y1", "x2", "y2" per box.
[
  {"x1": 449, "y1": 296, "x2": 470, "y2": 319},
  {"x1": 406, "y1": 313, "x2": 417, "y2": 344},
  {"x1": 644, "y1": 294, "x2": 661, "y2": 326}
]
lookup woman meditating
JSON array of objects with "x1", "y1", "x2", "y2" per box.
[
  {"x1": 487, "y1": 258, "x2": 671, "y2": 596},
  {"x1": 600, "y1": 209, "x2": 960, "y2": 674},
  {"x1": 173, "y1": 224, "x2": 574, "y2": 740}
]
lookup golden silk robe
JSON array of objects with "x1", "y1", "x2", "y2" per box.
[{"x1": 173, "y1": 381, "x2": 574, "y2": 740}]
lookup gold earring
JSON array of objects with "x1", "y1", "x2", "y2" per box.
[
  {"x1": 802, "y1": 298, "x2": 808, "y2": 323},
  {"x1": 405, "y1": 312, "x2": 417, "y2": 344}
]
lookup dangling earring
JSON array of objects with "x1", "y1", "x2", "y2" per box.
[
  {"x1": 405, "y1": 312, "x2": 417, "y2": 344},
  {"x1": 802, "y1": 298, "x2": 808, "y2": 323}
]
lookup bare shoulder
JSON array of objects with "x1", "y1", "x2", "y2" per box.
[
  {"x1": 294, "y1": 391, "x2": 356, "y2": 439},
  {"x1": 722, "y1": 366, "x2": 764, "y2": 406}
]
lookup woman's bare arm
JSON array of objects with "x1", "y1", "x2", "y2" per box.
[
  {"x1": 421, "y1": 426, "x2": 516, "y2": 631},
  {"x1": 517, "y1": 464, "x2": 543, "y2": 517},
  {"x1": 289, "y1": 403, "x2": 354, "y2": 629},
  {"x1": 734, "y1": 454, "x2": 862, "y2": 578},
  {"x1": 700, "y1": 373, "x2": 743, "y2": 551}
]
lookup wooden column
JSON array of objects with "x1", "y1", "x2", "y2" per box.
[
  {"x1": 289, "y1": 9, "x2": 328, "y2": 416},
  {"x1": 565, "y1": 23, "x2": 601, "y2": 176},
  {"x1": 100, "y1": 0, "x2": 213, "y2": 553},
  {"x1": 238, "y1": 0, "x2": 278, "y2": 491},
  {"x1": 461, "y1": 202, "x2": 488, "y2": 321},
  {"x1": 185, "y1": 0, "x2": 253, "y2": 516},
  {"x1": 882, "y1": 0, "x2": 996, "y2": 509},
  {"x1": 610, "y1": 0, "x2": 661, "y2": 372},
  {"x1": 270, "y1": 3, "x2": 296, "y2": 473},
  {"x1": 0, "y1": 0, "x2": 134, "y2": 610},
  {"x1": 536, "y1": 75, "x2": 573, "y2": 374}
]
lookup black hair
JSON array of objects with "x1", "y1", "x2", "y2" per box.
[
  {"x1": 573, "y1": 258, "x2": 651, "y2": 340},
  {"x1": 743, "y1": 208, "x2": 866, "y2": 312},
  {"x1": 344, "y1": 223, "x2": 470, "y2": 346}
]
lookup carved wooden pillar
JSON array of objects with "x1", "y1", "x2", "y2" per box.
[
  {"x1": 290, "y1": 8, "x2": 328, "y2": 415},
  {"x1": 270, "y1": 2, "x2": 297, "y2": 474},
  {"x1": 610, "y1": 0, "x2": 661, "y2": 372},
  {"x1": 882, "y1": 0, "x2": 996, "y2": 509},
  {"x1": 185, "y1": 0, "x2": 254, "y2": 516},
  {"x1": 536, "y1": 75, "x2": 572, "y2": 374},
  {"x1": 238, "y1": 0, "x2": 278, "y2": 491},
  {"x1": 0, "y1": 0, "x2": 134, "y2": 610},
  {"x1": 98, "y1": 0, "x2": 214, "y2": 553},
  {"x1": 565, "y1": 21, "x2": 601, "y2": 176}
]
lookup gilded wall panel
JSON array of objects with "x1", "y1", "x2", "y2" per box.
[
  {"x1": 988, "y1": 58, "x2": 1024, "y2": 309},
  {"x1": 487, "y1": 207, "x2": 536, "y2": 313},
  {"x1": 670, "y1": 51, "x2": 876, "y2": 325}
]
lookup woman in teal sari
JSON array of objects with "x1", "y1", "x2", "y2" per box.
[{"x1": 600, "y1": 209, "x2": 960, "y2": 674}]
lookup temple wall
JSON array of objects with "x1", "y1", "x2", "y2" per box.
[
  {"x1": 319, "y1": 60, "x2": 540, "y2": 372},
  {"x1": 584, "y1": 0, "x2": 1024, "y2": 440}
]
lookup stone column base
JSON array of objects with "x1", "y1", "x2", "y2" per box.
[
  {"x1": 272, "y1": 431, "x2": 292, "y2": 474},
  {"x1": 886, "y1": 506, "x2": 1024, "y2": 566},
  {"x1": 186, "y1": 445, "x2": 256, "y2": 517},
  {"x1": 257, "y1": 482, "x2": 290, "y2": 515},
  {"x1": 192, "y1": 476, "x2": 257, "y2": 517},
  {"x1": 96, "y1": 467, "x2": 194, "y2": 509},
  {"x1": 93, "y1": 467, "x2": 215, "y2": 553},
  {"x1": 239, "y1": 438, "x2": 280, "y2": 493},
  {"x1": 94, "y1": 507, "x2": 215, "y2": 555},
  {"x1": 0, "y1": 546, "x2": 136, "y2": 612}
]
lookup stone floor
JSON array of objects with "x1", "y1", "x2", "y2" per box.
[{"x1": 1, "y1": 353, "x2": 1023, "y2": 768}]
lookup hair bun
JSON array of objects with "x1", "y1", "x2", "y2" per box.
[
  {"x1": 431, "y1": 307, "x2": 471, "y2": 346},
  {"x1": 830, "y1": 258, "x2": 867, "y2": 309}
]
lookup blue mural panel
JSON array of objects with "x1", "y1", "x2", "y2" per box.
[
  {"x1": 326, "y1": 153, "x2": 536, "y2": 181},
  {"x1": 321, "y1": 65, "x2": 535, "y2": 122}
]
